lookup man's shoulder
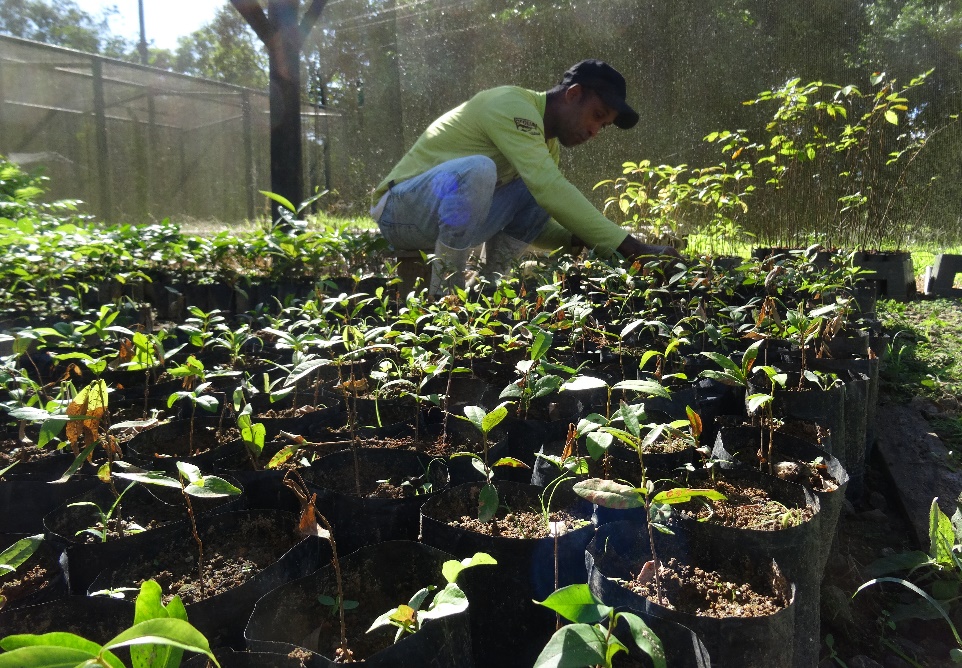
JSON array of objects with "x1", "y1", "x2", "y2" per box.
[{"x1": 469, "y1": 86, "x2": 541, "y2": 111}]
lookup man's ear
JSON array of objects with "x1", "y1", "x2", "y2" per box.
[{"x1": 564, "y1": 83, "x2": 586, "y2": 104}]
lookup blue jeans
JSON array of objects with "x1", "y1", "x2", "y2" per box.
[{"x1": 376, "y1": 155, "x2": 550, "y2": 251}]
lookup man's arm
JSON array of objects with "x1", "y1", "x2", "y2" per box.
[
  {"x1": 615, "y1": 234, "x2": 682, "y2": 260},
  {"x1": 569, "y1": 234, "x2": 681, "y2": 261}
]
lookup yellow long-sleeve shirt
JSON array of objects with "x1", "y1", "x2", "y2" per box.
[{"x1": 373, "y1": 86, "x2": 628, "y2": 256}]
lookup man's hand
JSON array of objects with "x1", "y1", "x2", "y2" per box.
[{"x1": 616, "y1": 234, "x2": 682, "y2": 261}]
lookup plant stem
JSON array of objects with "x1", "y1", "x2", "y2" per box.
[{"x1": 180, "y1": 485, "x2": 205, "y2": 599}]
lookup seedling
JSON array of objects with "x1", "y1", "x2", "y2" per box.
[
  {"x1": 68, "y1": 481, "x2": 143, "y2": 543},
  {"x1": 533, "y1": 583, "x2": 666, "y2": 668},
  {"x1": 454, "y1": 402, "x2": 528, "y2": 523},
  {"x1": 366, "y1": 552, "x2": 497, "y2": 643},
  {"x1": 113, "y1": 461, "x2": 241, "y2": 600},
  {"x1": 855, "y1": 497, "x2": 962, "y2": 664},
  {"x1": 167, "y1": 373, "x2": 220, "y2": 456},
  {"x1": 0, "y1": 579, "x2": 220, "y2": 667},
  {"x1": 573, "y1": 403, "x2": 725, "y2": 605},
  {"x1": 283, "y1": 470, "x2": 354, "y2": 662}
]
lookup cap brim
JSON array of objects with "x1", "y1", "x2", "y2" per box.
[{"x1": 596, "y1": 89, "x2": 639, "y2": 130}]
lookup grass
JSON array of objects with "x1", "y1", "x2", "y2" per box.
[
  {"x1": 877, "y1": 297, "x2": 962, "y2": 451},
  {"x1": 167, "y1": 210, "x2": 378, "y2": 238}
]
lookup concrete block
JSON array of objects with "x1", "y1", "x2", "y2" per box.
[{"x1": 929, "y1": 254, "x2": 962, "y2": 297}]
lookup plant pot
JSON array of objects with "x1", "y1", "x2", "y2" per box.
[
  {"x1": 852, "y1": 250, "x2": 915, "y2": 300},
  {"x1": 0, "y1": 532, "x2": 67, "y2": 610},
  {"x1": 0, "y1": 475, "x2": 100, "y2": 534},
  {"x1": 0, "y1": 596, "x2": 134, "y2": 653},
  {"x1": 85, "y1": 509, "x2": 329, "y2": 649},
  {"x1": 183, "y1": 649, "x2": 326, "y2": 668},
  {"x1": 125, "y1": 416, "x2": 244, "y2": 473},
  {"x1": 245, "y1": 541, "x2": 473, "y2": 666},
  {"x1": 748, "y1": 371, "x2": 847, "y2": 469},
  {"x1": 303, "y1": 447, "x2": 450, "y2": 557},
  {"x1": 45, "y1": 479, "x2": 243, "y2": 593},
  {"x1": 672, "y1": 469, "x2": 820, "y2": 668},
  {"x1": 809, "y1": 359, "x2": 876, "y2": 498},
  {"x1": 711, "y1": 425, "x2": 848, "y2": 573},
  {"x1": 587, "y1": 520, "x2": 796, "y2": 668},
  {"x1": 419, "y1": 480, "x2": 595, "y2": 667}
]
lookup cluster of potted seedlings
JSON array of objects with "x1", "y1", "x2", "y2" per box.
[{"x1": 0, "y1": 245, "x2": 882, "y2": 667}]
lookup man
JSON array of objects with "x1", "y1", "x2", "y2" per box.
[{"x1": 370, "y1": 59, "x2": 681, "y2": 294}]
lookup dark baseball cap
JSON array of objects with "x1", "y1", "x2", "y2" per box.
[{"x1": 560, "y1": 59, "x2": 639, "y2": 130}]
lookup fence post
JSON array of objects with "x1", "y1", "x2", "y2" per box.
[
  {"x1": 241, "y1": 90, "x2": 255, "y2": 221},
  {"x1": 91, "y1": 58, "x2": 112, "y2": 223}
]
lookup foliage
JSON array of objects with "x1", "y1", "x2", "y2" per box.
[
  {"x1": 366, "y1": 552, "x2": 497, "y2": 642},
  {"x1": 533, "y1": 583, "x2": 665, "y2": 668},
  {"x1": 856, "y1": 498, "x2": 962, "y2": 663},
  {"x1": 0, "y1": 579, "x2": 219, "y2": 667},
  {"x1": 173, "y1": 4, "x2": 268, "y2": 89}
]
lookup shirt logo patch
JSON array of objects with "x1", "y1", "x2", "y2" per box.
[{"x1": 514, "y1": 117, "x2": 541, "y2": 135}]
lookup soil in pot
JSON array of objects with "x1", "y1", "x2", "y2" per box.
[
  {"x1": 245, "y1": 541, "x2": 472, "y2": 667},
  {"x1": 0, "y1": 533, "x2": 65, "y2": 609},
  {"x1": 304, "y1": 447, "x2": 449, "y2": 556},
  {"x1": 674, "y1": 474, "x2": 815, "y2": 530},
  {"x1": 84, "y1": 509, "x2": 326, "y2": 650},
  {"x1": 46, "y1": 481, "x2": 240, "y2": 546},
  {"x1": 89, "y1": 511, "x2": 299, "y2": 605},
  {"x1": 588, "y1": 521, "x2": 796, "y2": 668},
  {"x1": 125, "y1": 416, "x2": 240, "y2": 470},
  {"x1": 419, "y1": 480, "x2": 596, "y2": 667}
]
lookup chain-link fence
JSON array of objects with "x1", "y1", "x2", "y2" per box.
[{"x1": 0, "y1": 34, "x2": 330, "y2": 225}]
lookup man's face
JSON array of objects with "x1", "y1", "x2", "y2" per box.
[{"x1": 554, "y1": 86, "x2": 619, "y2": 147}]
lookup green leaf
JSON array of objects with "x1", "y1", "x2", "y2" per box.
[
  {"x1": 478, "y1": 483, "x2": 499, "y2": 523},
  {"x1": 54, "y1": 441, "x2": 97, "y2": 484},
  {"x1": 616, "y1": 403, "x2": 643, "y2": 439},
  {"x1": 884, "y1": 109, "x2": 899, "y2": 125},
  {"x1": 259, "y1": 190, "x2": 296, "y2": 212},
  {"x1": 37, "y1": 417, "x2": 67, "y2": 448},
  {"x1": 864, "y1": 551, "x2": 932, "y2": 579},
  {"x1": 242, "y1": 422, "x2": 266, "y2": 455},
  {"x1": 531, "y1": 329, "x2": 553, "y2": 361},
  {"x1": 132, "y1": 580, "x2": 185, "y2": 668},
  {"x1": 103, "y1": 618, "x2": 218, "y2": 666},
  {"x1": 621, "y1": 612, "x2": 667, "y2": 668},
  {"x1": 585, "y1": 431, "x2": 613, "y2": 459},
  {"x1": 195, "y1": 395, "x2": 220, "y2": 413},
  {"x1": 482, "y1": 404, "x2": 509, "y2": 434},
  {"x1": 533, "y1": 584, "x2": 611, "y2": 624},
  {"x1": 184, "y1": 476, "x2": 241, "y2": 498},
  {"x1": 562, "y1": 376, "x2": 609, "y2": 392},
  {"x1": 114, "y1": 470, "x2": 182, "y2": 489},
  {"x1": 500, "y1": 383, "x2": 523, "y2": 399},
  {"x1": 576, "y1": 414, "x2": 607, "y2": 436},
  {"x1": 533, "y1": 624, "x2": 607, "y2": 668},
  {"x1": 0, "y1": 534, "x2": 43, "y2": 576},
  {"x1": 612, "y1": 380, "x2": 671, "y2": 398},
  {"x1": 652, "y1": 488, "x2": 727, "y2": 505},
  {"x1": 461, "y1": 405, "x2": 486, "y2": 433},
  {"x1": 176, "y1": 461, "x2": 202, "y2": 484},
  {"x1": 573, "y1": 479, "x2": 644, "y2": 509},
  {"x1": 420, "y1": 582, "x2": 469, "y2": 620},
  {"x1": 441, "y1": 552, "x2": 497, "y2": 584},
  {"x1": 700, "y1": 351, "x2": 741, "y2": 375},
  {"x1": 698, "y1": 369, "x2": 745, "y2": 387},
  {"x1": 0, "y1": 633, "x2": 124, "y2": 668},
  {"x1": 930, "y1": 498, "x2": 957, "y2": 568},
  {"x1": 746, "y1": 393, "x2": 773, "y2": 413}
]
